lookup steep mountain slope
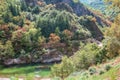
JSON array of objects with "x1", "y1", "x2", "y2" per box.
[
  {"x1": 44, "y1": 0, "x2": 92, "y2": 16},
  {"x1": 44, "y1": 0, "x2": 102, "y2": 17},
  {"x1": 0, "y1": 0, "x2": 106, "y2": 65},
  {"x1": 44, "y1": 0, "x2": 110, "y2": 26},
  {"x1": 22, "y1": 0, "x2": 105, "y2": 40},
  {"x1": 24, "y1": 0, "x2": 110, "y2": 26},
  {"x1": 24, "y1": 0, "x2": 106, "y2": 31}
]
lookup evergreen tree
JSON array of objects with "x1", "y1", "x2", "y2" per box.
[
  {"x1": 20, "y1": 0, "x2": 28, "y2": 11},
  {"x1": 9, "y1": 1, "x2": 20, "y2": 16},
  {"x1": 32, "y1": 6, "x2": 40, "y2": 14}
]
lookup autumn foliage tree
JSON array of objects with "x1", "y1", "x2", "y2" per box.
[
  {"x1": 63, "y1": 29, "x2": 73, "y2": 39},
  {"x1": 0, "y1": 24, "x2": 16, "y2": 41},
  {"x1": 49, "y1": 33, "x2": 60, "y2": 44},
  {"x1": 61, "y1": 29, "x2": 73, "y2": 45},
  {"x1": 12, "y1": 23, "x2": 42, "y2": 55}
]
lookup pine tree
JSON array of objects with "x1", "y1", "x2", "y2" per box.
[
  {"x1": 32, "y1": 6, "x2": 40, "y2": 14},
  {"x1": 20, "y1": 0, "x2": 28, "y2": 11}
]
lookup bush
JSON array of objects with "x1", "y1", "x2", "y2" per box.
[
  {"x1": 95, "y1": 45, "x2": 108, "y2": 63},
  {"x1": 105, "y1": 64, "x2": 111, "y2": 71},
  {"x1": 99, "y1": 70, "x2": 104, "y2": 75},
  {"x1": 51, "y1": 56, "x2": 75, "y2": 79},
  {"x1": 88, "y1": 67, "x2": 97, "y2": 75},
  {"x1": 71, "y1": 43, "x2": 100, "y2": 70}
]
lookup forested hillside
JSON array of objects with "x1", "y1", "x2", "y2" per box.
[
  {"x1": 0, "y1": 0, "x2": 120, "y2": 80},
  {"x1": 0, "y1": 0, "x2": 105, "y2": 65}
]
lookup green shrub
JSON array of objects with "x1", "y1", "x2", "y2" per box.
[
  {"x1": 51, "y1": 56, "x2": 75, "y2": 79},
  {"x1": 88, "y1": 67, "x2": 97, "y2": 75},
  {"x1": 71, "y1": 43, "x2": 100, "y2": 70},
  {"x1": 105, "y1": 64, "x2": 111, "y2": 71},
  {"x1": 99, "y1": 70, "x2": 104, "y2": 75}
]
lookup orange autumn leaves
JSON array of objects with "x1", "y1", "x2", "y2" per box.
[
  {"x1": 49, "y1": 29, "x2": 73, "y2": 44},
  {"x1": 49, "y1": 33, "x2": 60, "y2": 44}
]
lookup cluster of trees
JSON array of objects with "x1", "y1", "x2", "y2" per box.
[{"x1": 0, "y1": 23, "x2": 43, "y2": 60}]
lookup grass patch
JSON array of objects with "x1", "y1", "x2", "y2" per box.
[{"x1": 0, "y1": 64, "x2": 51, "y2": 78}]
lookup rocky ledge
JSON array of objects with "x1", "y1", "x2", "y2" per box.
[{"x1": 3, "y1": 49, "x2": 63, "y2": 66}]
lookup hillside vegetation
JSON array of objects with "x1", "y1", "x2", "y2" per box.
[{"x1": 0, "y1": 0, "x2": 120, "y2": 80}]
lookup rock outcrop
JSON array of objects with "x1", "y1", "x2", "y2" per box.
[
  {"x1": 3, "y1": 49, "x2": 62, "y2": 66},
  {"x1": 44, "y1": 0, "x2": 93, "y2": 16}
]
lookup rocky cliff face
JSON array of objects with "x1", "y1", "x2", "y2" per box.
[{"x1": 44, "y1": 0, "x2": 93, "y2": 16}]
